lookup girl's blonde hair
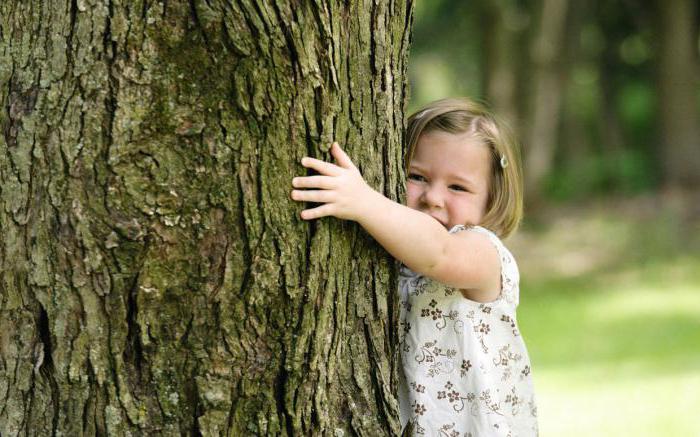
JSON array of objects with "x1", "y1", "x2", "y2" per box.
[{"x1": 405, "y1": 98, "x2": 524, "y2": 238}]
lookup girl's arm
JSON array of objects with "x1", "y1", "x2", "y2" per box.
[{"x1": 291, "y1": 143, "x2": 501, "y2": 302}]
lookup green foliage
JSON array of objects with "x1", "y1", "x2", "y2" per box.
[
  {"x1": 410, "y1": 0, "x2": 700, "y2": 202},
  {"x1": 617, "y1": 80, "x2": 655, "y2": 146},
  {"x1": 408, "y1": 0, "x2": 482, "y2": 110},
  {"x1": 544, "y1": 149, "x2": 656, "y2": 200}
]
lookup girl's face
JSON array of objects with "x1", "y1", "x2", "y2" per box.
[{"x1": 406, "y1": 131, "x2": 492, "y2": 230}]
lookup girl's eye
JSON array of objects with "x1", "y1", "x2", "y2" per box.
[
  {"x1": 408, "y1": 173, "x2": 426, "y2": 182},
  {"x1": 449, "y1": 185, "x2": 468, "y2": 192}
]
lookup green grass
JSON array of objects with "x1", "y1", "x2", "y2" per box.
[{"x1": 511, "y1": 197, "x2": 700, "y2": 436}]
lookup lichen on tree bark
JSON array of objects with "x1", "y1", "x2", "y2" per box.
[{"x1": 1, "y1": 0, "x2": 413, "y2": 435}]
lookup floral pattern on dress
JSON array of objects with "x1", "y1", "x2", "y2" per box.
[{"x1": 398, "y1": 225, "x2": 538, "y2": 437}]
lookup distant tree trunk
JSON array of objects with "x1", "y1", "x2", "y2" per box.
[
  {"x1": 523, "y1": 0, "x2": 570, "y2": 203},
  {"x1": 0, "y1": 1, "x2": 413, "y2": 435},
  {"x1": 656, "y1": 0, "x2": 700, "y2": 189},
  {"x1": 480, "y1": 0, "x2": 528, "y2": 133}
]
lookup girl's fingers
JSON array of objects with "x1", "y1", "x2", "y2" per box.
[
  {"x1": 292, "y1": 175, "x2": 335, "y2": 189},
  {"x1": 301, "y1": 156, "x2": 341, "y2": 176},
  {"x1": 300, "y1": 204, "x2": 334, "y2": 220},
  {"x1": 330, "y1": 142, "x2": 357, "y2": 170},
  {"x1": 291, "y1": 189, "x2": 334, "y2": 203}
]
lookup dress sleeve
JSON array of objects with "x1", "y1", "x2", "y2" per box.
[{"x1": 449, "y1": 224, "x2": 520, "y2": 305}]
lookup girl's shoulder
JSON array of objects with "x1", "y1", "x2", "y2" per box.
[
  {"x1": 449, "y1": 224, "x2": 512, "y2": 259},
  {"x1": 449, "y1": 223, "x2": 500, "y2": 240},
  {"x1": 449, "y1": 224, "x2": 520, "y2": 303},
  {"x1": 400, "y1": 225, "x2": 520, "y2": 305}
]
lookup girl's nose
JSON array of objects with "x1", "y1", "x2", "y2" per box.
[{"x1": 422, "y1": 185, "x2": 444, "y2": 208}]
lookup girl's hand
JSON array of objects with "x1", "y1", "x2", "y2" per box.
[{"x1": 291, "y1": 142, "x2": 375, "y2": 221}]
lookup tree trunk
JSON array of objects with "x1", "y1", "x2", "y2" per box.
[
  {"x1": 656, "y1": 0, "x2": 700, "y2": 189},
  {"x1": 523, "y1": 0, "x2": 569, "y2": 203},
  {"x1": 479, "y1": 0, "x2": 528, "y2": 134},
  {"x1": 0, "y1": 1, "x2": 413, "y2": 435},
  {"x1": 558, "y1": 0, "x2": 588, "y2": 165}
]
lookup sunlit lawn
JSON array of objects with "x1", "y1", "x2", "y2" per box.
[{"x1": 511, "y1": 197, "x2": 700, "y2": 436}]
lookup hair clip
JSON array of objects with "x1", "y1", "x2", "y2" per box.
[{"x1": 500, "y1": 155, "x2": 508, "y2": 169}]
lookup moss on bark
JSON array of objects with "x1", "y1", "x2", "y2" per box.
[{"x1": 0, "y1": 1, "x2": 413, "y2": 435}]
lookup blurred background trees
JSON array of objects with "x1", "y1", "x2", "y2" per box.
[
  {"x1": 409, "y1": 0, "x2": 700, "y2": 205},
  {"x1": 409, "y1": 2, "x2": 700, "y2": 436}
]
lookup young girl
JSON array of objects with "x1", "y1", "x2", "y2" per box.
[{"x1": 291, "y1": 98, "x2": 538, "y2": 436}]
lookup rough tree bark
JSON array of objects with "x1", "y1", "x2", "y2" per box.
[{"x1": 0, "y1": 1, "x2": 413, "y2": 435}]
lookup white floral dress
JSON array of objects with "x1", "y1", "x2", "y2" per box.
[{"x1": 398, "y1": 225, "x2": 538, "y2": 437}]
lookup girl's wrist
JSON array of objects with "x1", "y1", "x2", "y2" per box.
[{"x1": 354, "y1": 186, "x2": 389, "y2": 225}]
